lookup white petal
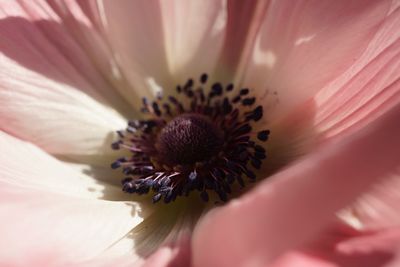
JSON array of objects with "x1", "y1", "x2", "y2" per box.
[
  {"x1": 0, "y1": 131, "x2": 125, "y2": 199},
  {"x1": 160, "y1": 0, "x2": 227, "y2": 81},
  {"x1": 0, "y1": 131, "x2": 148, "y2": 263},
  {"x1": 97, "y1": 0, "x2": 227, "y2": 97},
  {"x1": 0, "y1": 59, "x2": 125, "y2": 156},
  {"x1": 0, "y1": 181, "x2": 144, "y2": 264}
]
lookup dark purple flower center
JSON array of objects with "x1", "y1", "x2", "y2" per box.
[
  {"x1": 111, "y1": 73, "x2": 270, "y2": 204},
  {"x1": 156, "y1": 114, "x2": 223, "y2": 165}
]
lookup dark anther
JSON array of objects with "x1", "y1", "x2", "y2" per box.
[
  {"x1": 257, "y1": 130, "x2": 270, "y2": 141},
  {"x1": 226, "y1": 83, "x2": 234, "y2": 91},
  {"x1": 111, "y1": 161, "x2": 121, "y2": 169},
  {"x1": 211, "y1": 83, "x2": 223, "y2": 96},
  {"x1": 200, "y1": 73, "x2": 208, "y2": 83},
  {"x1": 111, "y1": 141, "x2": 121, "y2": 150},
  {"x1": 240, "y1": 88, "x2": 249, "y2": 95},
  {"x1": 152, "y1": 193, "x2": 162, "y2": 203},
  {"x1": 184, "y1": 79, "x2": 194, "y2": 90},
  {"x1": 232, "y1": 95, "x2": 241, "y2": 103},
  {"x1": 242, "y1": 97, "x2": 256, "y2": 106}
]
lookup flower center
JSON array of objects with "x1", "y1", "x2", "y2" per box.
[
  {"x1": 111, "y1": 73, "x2": 270, "y2": 204},
  {"x1": 156, "y1": 114, "x2": 223, "y2": 165}
]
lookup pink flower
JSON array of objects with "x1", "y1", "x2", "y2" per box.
[{"x1": 0, "y1": 1, "x2": 399, "y2": 267}]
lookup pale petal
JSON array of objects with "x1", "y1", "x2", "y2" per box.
[
  {"x1": 97, "y1": 0, "x2": 227, "y2": 97},
  {"x1": 314, "y1": 2, "x2": 400, "y2": 140},
  {"x1": 0, "y1": 131, "x2": 126, "y2": 200},
  {"x1": 0, "y1": 58, "x2": 125, "y2": 156},
  {"x1": 160, "y1": 0, "x2": 227, "y2": 82},
  {"x1": 241, "y1": 0, "x2": 390, "y2": 122},
  {"x1": 192, "y1": 103, "x2": 400, "y2": 267},
  {"x1": 0, "y1": 182, "x2": 144, "y2": 265},
  {"x1": 0, "y1": 0, "x2": 133, "y2": 116}
]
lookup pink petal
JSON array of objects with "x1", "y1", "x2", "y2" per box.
[
  {"x1": 314, "y1": 1, "x2": 400, "y2": 140},
  {"x1": 0, "y1": 1, "x2": 132, "y2": 157},
  {"x1": 192, "y1": 103, "x2": 400, "y2": 267},
  {"x1": 0, "y1": 0, "x2": 133, "y2": 116},
  {"x1": 345, "y1": 171, "x2": 400, "y2": 230},
  {"x1": 97, "y1": 0, "x2": 227, "y2": 95},
  {"x1": 0, "y1": 132, "x2": 146, "y2": 265},
  {"x1": 241, "y1": 0, "x2": 391, "y2": 122},
  {"x1": 0, "y1": 182, "x2": 143, "y2": 265},
  {"x1": 271, "y1": 225, "x2": 400, "y2": 267},
  {"x1": 141, "y1": 235, "x2": 191, "y2": 267}
]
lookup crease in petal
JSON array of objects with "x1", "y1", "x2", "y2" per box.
[
  {"x1": 160, "y1": 0, "x2": 227, "y2": 82},
  {"x1": 216, "y1": 0, "x2": 270, "y2": 82},
  {"x1": 241, "y1": 0, "x2": 391, "y2": 123},
  {"x1": 314, "y1": 2, "x2": 400, "y2": 140},
  {"x1": 97, "y1": 0, "x2": 175, "y2": 98}
]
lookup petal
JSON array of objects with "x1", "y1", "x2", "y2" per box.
[
  {"x1": 0, "y1": 182, "x2": 144, "y2": 265},
  {"x1": 142, "y1": 236, "x2": 190, "y2": 267},
  {"x1": 271, "y1": 225, "x2": 400, "y2": 267},
  {"x1": 241, "y1": 0, "x2": 391, "y2": 122},
  {"x1": 0, "y1": 1, "x2": 132, "y2": 157},
  {"x1": 216, "y1": 0, "x2": 269, "y2": 80},
  {"x1": 0, "y1": 131, "x2": 146, "y2": 264},
  {"x1": 192, "y1": 103, "x2": 400, "y2": 267},
  {"x1": 97, "y1": 0, "x2": 227, "y2": 96},
  {"x1": 160, "y1": 0, "x2": 227, "y2": 81},
  {"x1": 0, "y1": 130, "x2": 126, "y2": 200},
  {"x1": 314, "y1": 1, "x2": 400, "y2": 140},
  {"x1": 0, "y1": 57, "x2": 125, "y2": 156},
  {"x1": 344, "y1": 171, "x2": 400, "y2": 230},
  {"x1": 0, "y1": 0, "x2": 133, "y2": 116}
]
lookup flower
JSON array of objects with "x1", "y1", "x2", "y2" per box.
[{"x1": 0, "y1": 1, "x2": 400, "y2": 267}]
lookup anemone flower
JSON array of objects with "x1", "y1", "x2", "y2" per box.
[{"x1": 1, "y1": 1, "x2": 400, "y2": 267}]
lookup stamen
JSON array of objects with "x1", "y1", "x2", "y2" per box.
[{"x1": 111, "y1": 73, "x2": 270, "y2": 204}]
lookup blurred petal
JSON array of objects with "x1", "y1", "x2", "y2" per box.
[
  {"x1": 192, "y1": 103, "x2": 400, "y2": 267},
  {"x1": 142, "y1": 235, "x2": 191, "y2": 267},
  {"x1": 242, "y1": 0, "x2": 390, "y2": 122},
  {"x1": 272, "y1": 225, "x2": 400, "y2": 267},
  {"x1": 314, "y1": 1, "x2": 400, "y2": 140},
  {"x1": 344, "y1": 171, "x2": 400, "y2": 230}
]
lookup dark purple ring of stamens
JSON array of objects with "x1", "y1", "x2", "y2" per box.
[{"x1": 111, "y1": 73, "x2": 270, "y2": 204}]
